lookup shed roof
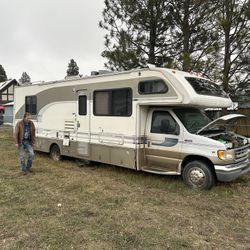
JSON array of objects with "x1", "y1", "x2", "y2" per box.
[
  {"x1": 0, "y1": 79, "x2": 18, "y2": 91},
  {"x1": 4, "y1": 102, "x2": 14, "y2": 106}
]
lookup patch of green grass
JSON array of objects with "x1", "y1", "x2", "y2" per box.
[{"x1": 0, "y1": 126, "x2": 250, "y2": 249}]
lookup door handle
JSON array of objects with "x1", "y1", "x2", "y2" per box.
[{"x1": 147, "y1": 140, "x2": 151, "y2": 147}]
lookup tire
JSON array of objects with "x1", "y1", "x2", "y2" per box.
[
  {"x1": 50, "y1": 144, "x2": 62, "y2": 161},
  {"x1": 182, "y1": 160, "x2": 215, "y2": 190}
]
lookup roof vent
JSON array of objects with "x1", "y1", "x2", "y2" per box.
[
  {"x1": 91, "y1": 70, "x2": 112, "y2": 76},
  {"x1": 65, "y1": 75, "x2": 82, "y2": 80}
]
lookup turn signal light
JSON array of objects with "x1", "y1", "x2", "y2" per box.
[
  {"x1": 217, "y1": 150, "x2": 235, "y2": 160},
  {"x1": 217, "y1": 150, "x2": 225, "y2": 160}
]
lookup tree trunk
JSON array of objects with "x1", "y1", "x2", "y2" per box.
[
  {"x1": 222, "y1": 0, "x2": 231, "y2": 93},
  {"x1": 148, "y1": 3, "x2": 157, "y2": 64},
  {"x1": 182, "y1": 0, "x2": 191, "y2": 71}
]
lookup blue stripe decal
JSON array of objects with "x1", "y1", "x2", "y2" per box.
[{"x1": 152, "y1": 138, "x2": 178, "y2": 147}]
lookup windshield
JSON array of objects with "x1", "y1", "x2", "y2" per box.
[
  {"x1": 173, "y1": 108, "x2": 211, "y2": 134},
  {"x1": 185, "y1": 77, "x2": 228, "y2": 98}
]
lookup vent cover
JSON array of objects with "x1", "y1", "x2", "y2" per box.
[{"x1": 64, "y1": 120, "x2": 75, "y2": 131}]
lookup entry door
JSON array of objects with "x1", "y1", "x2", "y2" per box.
[
  {"x1": 76, "y1": 90, "x2": 90, "y2": 157},
  {"x1": 143, "y1": 110, "x2": 182, "y2": 173}
]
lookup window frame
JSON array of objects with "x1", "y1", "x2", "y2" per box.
[
  {"x1": 138, "y1": 79, "x2": 168, "y2": 95},
  {"x1": 78, "y1": 95, "x2": 87, "y2": 116},
  {"x1": 93, "y1": 87, "x2": 132, "y2": 117},
  {"x1": 150, "y1": 110, "x2": 180, "y2": 135},
  {"x1": 185, "y1": 77, "x2": 228, "y2": 98},
  {"x1": 25, "y1": 95, "x2": 37, "y2": 115}
]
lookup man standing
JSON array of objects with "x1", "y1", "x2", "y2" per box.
[{"x1": 14, "y1": 112, "x2": 36, "y2": 174}]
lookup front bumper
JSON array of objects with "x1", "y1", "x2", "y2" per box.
[{"x1": 215, "y1": 158, "x2": 250, "y2": 182}]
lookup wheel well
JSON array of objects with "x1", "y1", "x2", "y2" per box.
[
  {"x1": 49, "y1": 143, "x2": 60, "y2": 153},
  {"x1": 181, "y1": 155, "x2": 216, "y2": 179}
]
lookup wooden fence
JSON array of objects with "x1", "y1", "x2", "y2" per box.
[{"x1": 224, "y1": 109, "x2": 250, "y2": 137}]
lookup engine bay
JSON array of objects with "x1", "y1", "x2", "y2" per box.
[{"x1": 208, "y1": 132, "x2": 249, "y2": 149}]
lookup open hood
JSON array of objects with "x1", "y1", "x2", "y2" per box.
[{"x1": 197, "y1": 114, "x2": 246, "y2": 135}]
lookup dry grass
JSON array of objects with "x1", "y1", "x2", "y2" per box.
[{"x1": 0, "y1": 125, "x2": 250, "y2": 250}]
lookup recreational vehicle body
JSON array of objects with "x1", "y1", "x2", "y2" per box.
[{"x1": 14, "y1": 68, "x2": 250, "y2": 189}]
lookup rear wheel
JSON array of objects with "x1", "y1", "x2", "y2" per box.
[
  {"x1": 50, "y1": 144, "x2": 62, "y2": 161},
  {"x1": 182, "y1": 160, "x2": 215, "y2": 190}
]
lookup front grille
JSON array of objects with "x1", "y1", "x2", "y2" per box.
[{"x1": 235, "y1": 145, "x2": 249, "y2": 160}]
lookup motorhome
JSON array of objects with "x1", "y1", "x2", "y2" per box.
[{"x1": 14, "y1": 67, "x2": 250, "y2": 189}]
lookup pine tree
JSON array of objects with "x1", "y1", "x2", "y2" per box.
[
  {"x1": 66, "y1": 59, "x2": 79, "y2": 76},
  {"x1": 0, "y1": 64, "x2": 7, "y2": 82},
  {"x1": 99, "y1": 0, "x2": 172, "y2": 70},
  {"x1": 99, "y1": 0, "x2": 249, "y2": 95},
  {"x1": 168, "y1": 0, "x2": 220, "y2": 76},
  {"x1": 216, "y1": 0, "x2": 250, "y2": 95},
  {"x1": 19, "y1": 72, "x2": 31, "y2": 85}
]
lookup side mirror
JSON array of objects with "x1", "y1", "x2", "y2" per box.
[{"x1": 174, "y1": 124, "x2": 180, "y2": 135}]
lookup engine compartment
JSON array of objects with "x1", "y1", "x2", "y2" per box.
[{"x1": 208, "y1": 132, "x2": 249, "y2": 149}]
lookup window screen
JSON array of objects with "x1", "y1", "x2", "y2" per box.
[
  {"x1": 25, "y1": 96, "x2": 37, "y2": 115},
  {"x1": 94, "y1": 88, "x2": 132, "y2": 116},
  {"x1": 78, "y1": 95, "x2": 87, "y2": 115},
  {"x1": 139, "y1": 79, "x2": 168, "y2": 94}
]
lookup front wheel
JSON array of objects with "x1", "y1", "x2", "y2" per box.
[
  {"x1": 182, "y1": 160, "x2": 215, "y2": 190},
  {"x1": 50, "y1": 144, "x2": 62, "y2": 161}
]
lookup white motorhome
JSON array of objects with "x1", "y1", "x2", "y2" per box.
[{"x1": 14, "y1": 67, "x2": 250, "y2": 189}]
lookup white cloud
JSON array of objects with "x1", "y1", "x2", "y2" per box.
[{"x1": 0, "y1": 0, "x2": 106, "y2": 82}]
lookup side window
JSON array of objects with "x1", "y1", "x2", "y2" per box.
[
  {"x1": 25, "y1": 96, "x2": 37, "y2": 115},
  {"x1": 151, "y1": 111, "x2": 179, "y2": 135},
  {"x1": 94, "y1": 88, "x2": 132, "y2": 116},
  {"x1": 112, "y1": 88, "x2": 132, "y2": 116},
  {"x1": 138, "y1": 79, "x2": 168, "y2": 94},
  {"x1": 78, "y1": 95, "x2": 87, "y2": 115},
  {"x1": 94, "y1": 91, "x2": 110, "y2": 115}
]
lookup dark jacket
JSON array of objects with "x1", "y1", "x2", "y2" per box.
[{"x1": 14, "y1": 120, "x2": 36, "y2": 145}]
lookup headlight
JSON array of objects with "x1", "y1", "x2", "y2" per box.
[{"x1": 217, "y1": 150, "x2": 235, "y2": 160}]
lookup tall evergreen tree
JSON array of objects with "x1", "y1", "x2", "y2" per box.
[
  {"x1": 100, "y1": 0, "x2": 220, "y2": 74},
  {"x1": 100, "y1": 0, "x2": 249, "y2": 94},
  {"x1": 67, "y1": 59, "x2": 79, "y2": 76},
  {"x1": 99, "y1": 0, "x2": 173, "y2": 70},
  {"x1": 19, "y1": 72, "x2": 31, "y2": 85},
  {"x1": 168, "y1": 0, "x2": 220, "y2": 76},
  {"x1": 0, "y1": 64, "x2": 7, "y2": 82},
  {"x1": 216, "y1": 0, "x2": 250, "y2": 94}
]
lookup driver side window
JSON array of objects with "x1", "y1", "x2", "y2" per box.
[{"x1": 151, "y1": 111, "x2": 179, "y2": 135}]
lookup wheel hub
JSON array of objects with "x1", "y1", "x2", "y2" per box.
[{"x1": 189, "y1": 168, "x2": 206, "y2": 186}]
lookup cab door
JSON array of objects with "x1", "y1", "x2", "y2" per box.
[{"x1": 143, "y1": 109, "x2": 183, "y2": 173}]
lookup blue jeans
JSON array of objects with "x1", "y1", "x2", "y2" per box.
[{"x1": 19, "y1": 140, "x2": 34, "y2": 172}]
